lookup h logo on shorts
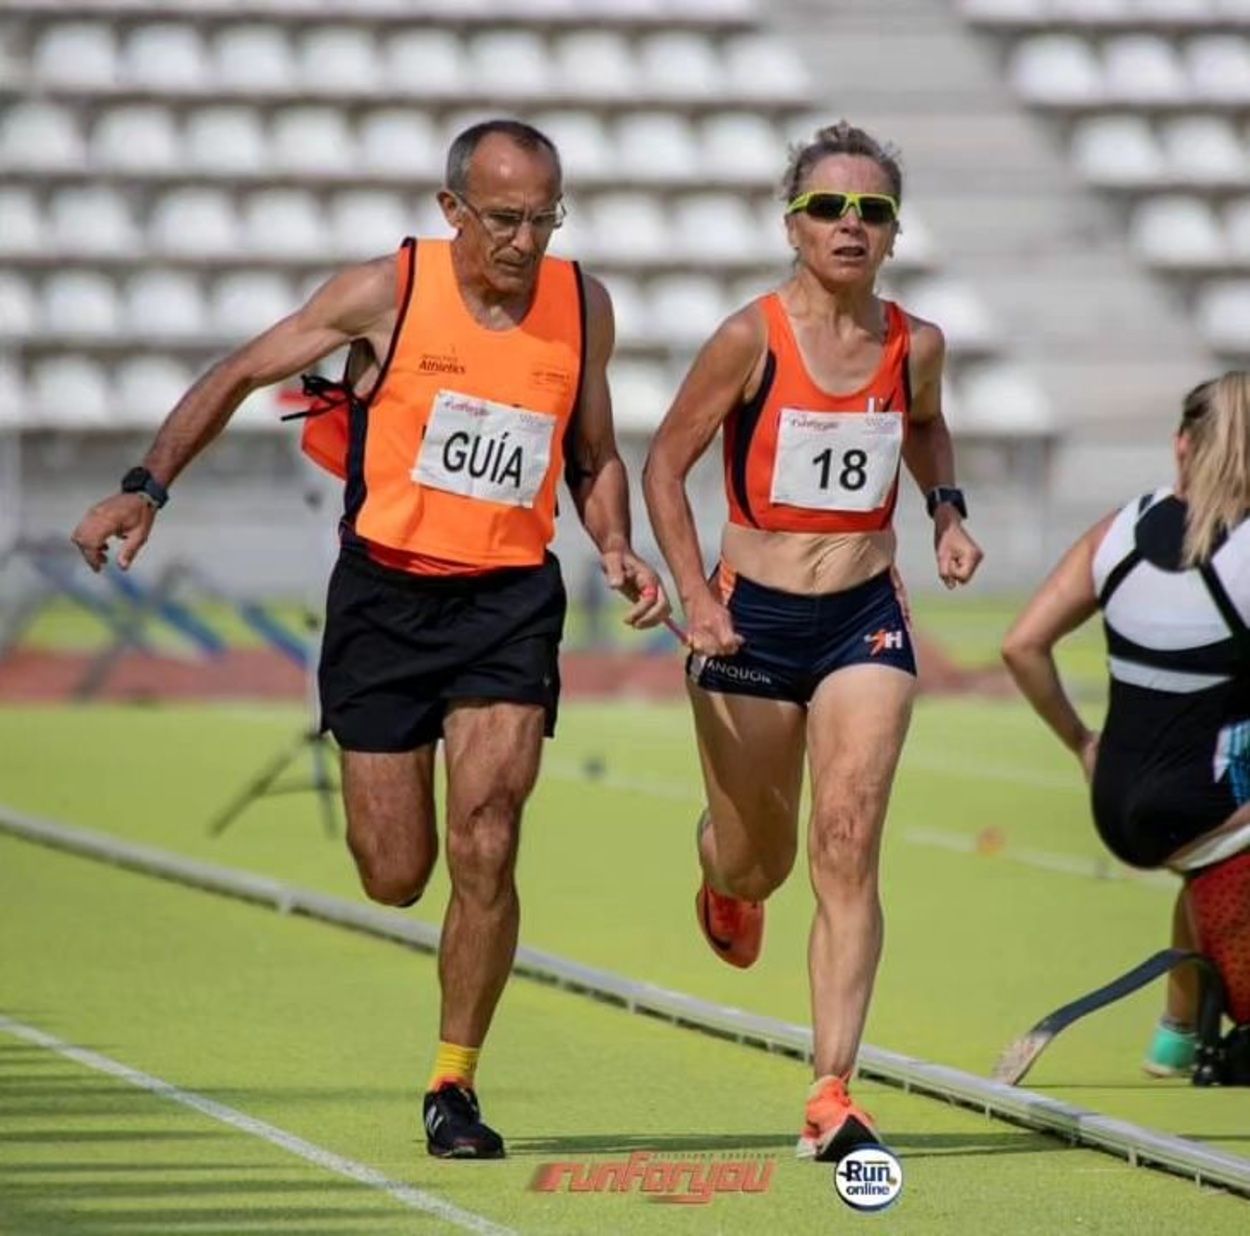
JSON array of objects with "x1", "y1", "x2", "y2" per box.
[{"x1": 865, "y1": 628, "x2": 904, "y2": 656}]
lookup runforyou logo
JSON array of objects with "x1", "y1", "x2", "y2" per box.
[
  {"x1": 833, "y1": 1144, "x2": 903, "y2": 1213},
  {"x1": 531, "y1": 1150, "x2": 775, "y2": 1205}
]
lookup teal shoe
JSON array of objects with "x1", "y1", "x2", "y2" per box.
[{"x1": 1144, "y1": 1021, "x2": 1197, "y2": 1078}]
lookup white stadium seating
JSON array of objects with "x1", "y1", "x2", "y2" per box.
[
  {"x1": 186, "y1": 107, "x2": 270, "y2": 175},
  {"x1": 42, "y1": 271, "x2": 120, "y2": 337},
  {"x1": 126, "y1": 271, "x2": 208, "y2": 338},
  {"x1": 93, "y1": 106, "x2": 181, "y2": 173}
]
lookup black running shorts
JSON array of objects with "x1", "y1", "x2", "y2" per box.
[{"x1": 318, "y1": 549, "x2": 566, "y2": 752}]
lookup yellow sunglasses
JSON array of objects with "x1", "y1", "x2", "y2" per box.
[{"x1": 785, "y1": 190, "x2": 899, "y2": 225}]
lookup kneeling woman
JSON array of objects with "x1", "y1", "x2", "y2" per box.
[{"x1": 1003, "y1": 372, "x2": 1250, "y2": 1075}]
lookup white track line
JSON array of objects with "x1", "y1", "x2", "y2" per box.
[
  {"x1": 903, "y1": 826, "x2": 1178, "y2": 892},
  {"x1": 0, "y1": 1015, "x2": 517, "y2": 1236}
]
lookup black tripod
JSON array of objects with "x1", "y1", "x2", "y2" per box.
[
  {"x1": 207, "y1": 720, "x2": 338, "y2": 838},
  {"x1": 207, "y1": 479, "x2": 341, "y2": 839}
]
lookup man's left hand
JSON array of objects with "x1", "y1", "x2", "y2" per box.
[
  {"x1": 601, "y1": 548, "x2": 672, "y2": 628},
  {"x1": 934, "y1": 511, "x2": 983, "y2": 590}
]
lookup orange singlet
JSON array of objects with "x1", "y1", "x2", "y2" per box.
[
  {"x1": 723, "y1": 293, "x2": 911, "y2": 534},
  {"x1": 301, "y1": 237, "x2": 585, "y2": 574}
]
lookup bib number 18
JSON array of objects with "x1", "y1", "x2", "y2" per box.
[
  {"x1": 813, "y1": 447, "x2": 868, "y2": 493},
  {"x1": 771, "y1": 409, "x2": 903, "y2": 513}
]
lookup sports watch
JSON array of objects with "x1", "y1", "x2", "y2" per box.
[
  {"x1": 120, "y1": 466, "x2": 169, "y2": 510},
  {"x1": 925, "y1": 485, "x2": 967, "y2": 520}
]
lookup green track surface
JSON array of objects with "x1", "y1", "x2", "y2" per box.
[{"x1": 2, "y1": 696, "x2": 1249, "y2": 1232}]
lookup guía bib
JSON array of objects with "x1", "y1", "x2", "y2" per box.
[{"x1": 413, "y1": 390, "x2": 556, "y2": 508}]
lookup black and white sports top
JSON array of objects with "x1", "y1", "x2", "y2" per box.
[{"x1": 1092, "y1": 488, "x2": 1250, "y2": 695}]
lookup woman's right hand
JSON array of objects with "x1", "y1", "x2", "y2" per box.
[{"x1": 683, "y1": 586, "x2": 744, "y2": 657}]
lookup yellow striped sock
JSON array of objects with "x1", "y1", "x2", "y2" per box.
[{"x1": 428, "y1": 1041, "x2": 479, "y2": 1093}]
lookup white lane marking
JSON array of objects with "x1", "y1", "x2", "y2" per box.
[
  {"x1": 903, "y1": 826, "x2": 1178, "y2": 892},
  {"x1": 0, "y1": 1015, "x2": 517, "y2": 1236}
]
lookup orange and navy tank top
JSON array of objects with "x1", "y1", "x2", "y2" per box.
[
  {"x1": 301, "y1": 237, "x2": 585, "y2": 574},
  {"x1": 723, "y1": 293, "x2": 911, "y2": 534}
]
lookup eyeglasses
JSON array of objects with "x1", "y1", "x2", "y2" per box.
[
  {"x1": 455, "y1": 194, "x2": 566, "y2": 239},
  {"x1": 785, "y1": 190, "x2": 899, "y2": 226}
]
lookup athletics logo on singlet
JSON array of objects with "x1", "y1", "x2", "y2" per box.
[
  {"x1": 771, "y1": 400, "x2": 903, "y2": 513},
  {"x1": 413, "y1": 390, "x2": 556, "y2": 508}
]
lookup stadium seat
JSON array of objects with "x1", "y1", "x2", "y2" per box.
[
  {"x1": 0, "y1": 189, "x2": 44, "y2": 255},
  {"x1": 1137, "y1": 0, "x2": 1215, "y2": 18},
  {"x1": 1184, "y1": 36, "x2": 1250, "y2": 104},
  {"x1": 242, "y1": 190, "x2": 327, "y2": 256},
  {"x1": 1008, "y1": 35, "x2": 1103, "y2": 104},
  {"x1": 901, "y1": 278, "x2": 1000, "y2": 350},
  {"x1": 674, "y1": 193, "x2": 759, "y2": 260},
  {"x1": 598, "y1": 274, "x2": 647, "y2": 342},
  {"x1": 0, "y1": 353, "x2": 24, "y2": 429},
  {"x1": 214, "y1": 25, "x2": 297, "y2": 94},
  {"x1": 0, "y1": 273, "x2": 36, "y2": 336},
  {"x1": 1196, "y1": 279, "x2": 1250, "y2": 351},
  {"x1": 413, "y1": 195, "x2": 455, "y2": 240},
  {"x1": 149, "y1": 189, "x2": 241, "y2": 257},
  {"x1": 958, "y1": 0, "x2": 1048, "y2": 19},
  {"x1": 587, "y1": 192, "x2": 669, "y2": 260},
  {"x1": 723, "y1": 34, "x2": 810, "y2": 100},
  {"x1": 700, "y1": 113, "x2": 781, "y2": 181},
  {"x1": 616, "y1": 113, "x2": 699, "y2": 180},
  {"x1": 1223, "y1": 198, "x2": 1250, "y2": 260},
  {"x1": 1049, "y1": 0, "x2": 1131, "y2": 17},
  {"x1": 753, "y1": 198, "x2": 795, "y2": 262},
  {"x1": 552, "y1": 31, "x2": 637, "y2": 98},
  {"x1": 648, "y1": 274, "x2": 728, "y2": 343},
  {"x1": 0, "y1": 102, "x2": 85, "y2": 170},
  {"x1": 639, "y1": 32, "x2": 724, "y2": 98},
  {"x1": 31, "y1": 22, "x2": 117, "y2": 88},
  {"x1": 122, "y1": 24, "x2": 209, "y2": 91},
  {"x1": 186, "y1": 106, "x2": 268, "y2": 173},
  {"x1": 956, "y1": 364, "x2": 1054, "y2": 434},
  {"x1": 1130, "y1": 195, "x2": 1226, "y2": 265},
  {"x1": 544, "y1": 192, "x2": 591, "y2": 257},
  {"x1": 125, "y1": 270, "x2": 208, "y2": 337},
  {"x1": 32, "y1": 357, "x2": 112, "y2": 427},
  {"x1": 609, "y1": 358, "x2": 672, "y2": 432},
  {"x1": 328, "y1": 191, "x2": 407, "y2": 258},
  {"x1": 116, "y1": 356, "x2": 193, "y2": 425},
  {"x1": 271, "y1": 106, "x2": 357, "y2": 174},
  {"x1": 1103, "y1": 36, "x2": 1189, "y2": 103},
  {"x1": 1159, "y1": 116, "x2": 1247, "y2": 183},
  {"x1": 51, "y1": 187, "x2": 138, "y2": 256},
  {"x1": 42, "y1": 271, "x2": 120, "y2": 337},
  {"x1": 467, "y1": 31, "x2": 552, "y2": 97},
  {"x1": 1071, "y1": 115, "x2": 1165, "y2": 185},
  {"x1": 893, "y1": 209, "x2": 937, "y2": 268},
  {"x1": 93, "y1": 106, "x2": 181, "y2": 172},
  {"x1": 211, "y1": 272, "x2": 297, "y2": 336},
  {"x1": 385, "y1": 29, "x2": 468, "y2": 96},
  {"x1": 358, "y1": 109, "x2": 440, "y2": 176},
  {"x1": 298, "y1": 26, "x2": 378, "y2": 94},
  {"x1": 529, "y1": 111, "x2": 610, "y2": 180}
]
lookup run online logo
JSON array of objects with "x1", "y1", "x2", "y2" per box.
[{"x1": 530, "y1": 1151, "x2": 775, "y2": 1205}]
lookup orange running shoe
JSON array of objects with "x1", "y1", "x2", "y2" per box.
[
  {"x1": 695, "y1": 878, "x2": 764, "y2": 969},
  {"x1": 796, "y1": 1074, "x2": 879, "y2": 1162}
]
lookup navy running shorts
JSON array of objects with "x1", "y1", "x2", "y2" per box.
[{"x1": 687, "y1": 567, "x2": 916, "y2": 705}]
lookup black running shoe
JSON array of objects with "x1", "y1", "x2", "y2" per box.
[{"x1": 423, "y1": 1084, "x2": 505, "y2": 1159}]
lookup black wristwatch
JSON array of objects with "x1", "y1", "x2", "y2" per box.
[
  {"x1": 925, "y1": 485, "x2": 967, "y2": 519},
  {"x1": 120, "y1": 466, "x2": 169, "y2": 510}
]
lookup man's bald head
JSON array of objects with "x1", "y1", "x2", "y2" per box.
[{"x1": 445, "y1": 119, "x2": 561, "y2": 196}]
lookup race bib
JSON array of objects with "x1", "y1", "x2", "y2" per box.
[
  {"x1": 413, "y1": 390, "x2": 557, "y2": 508},
  {"x1": 770, "y1": 408, "x2": 903, "y2": 513}
]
